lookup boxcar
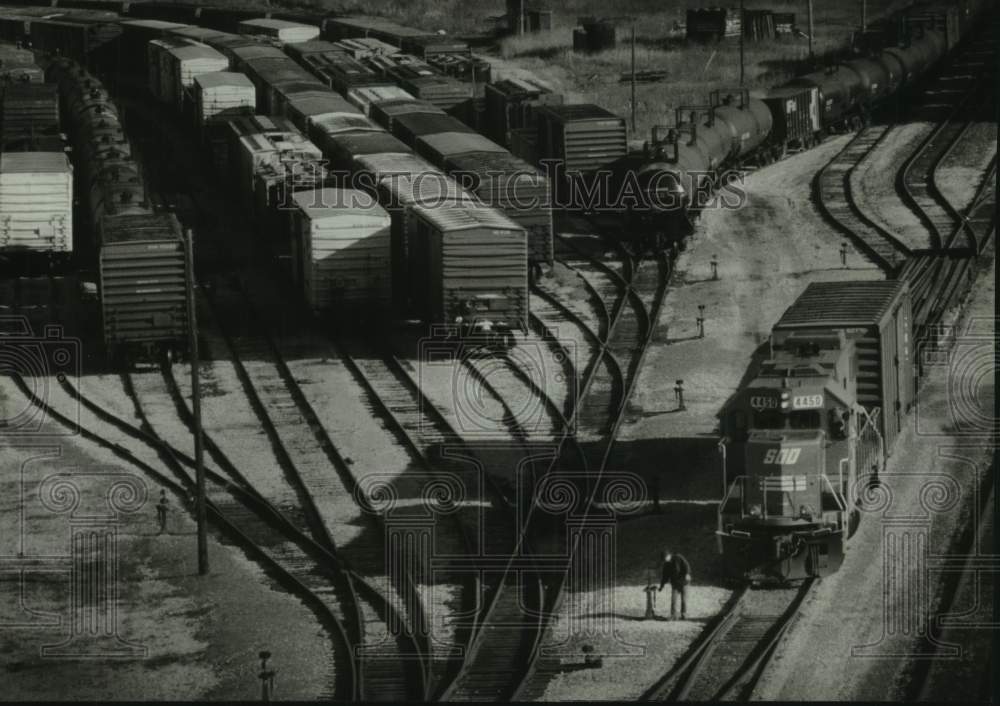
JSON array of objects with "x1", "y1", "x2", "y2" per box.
[
  {"x1": 408, "y1": 200, "x2": 527, "y2": 330},
  {"x1": 98, "y1": 213, "x2": 190, "y2": 350},
  {"x1": 288, "y1": 187, "x2": 392, "y2": 313},
  {"x1": 771, "y1": 280, "x2": 913, "y2": 450}
]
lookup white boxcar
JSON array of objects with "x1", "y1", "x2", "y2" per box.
[
  {"x1": 148, "y1": 37, "x2": 196, "y2": 103},
  {"x1": 165, "y1": 44, "x2": 229, "y2": 110},
  {"x1": 194, "y1": 71, "x2": 256, "y2": 130},
  {"x1": 238, "y1": 18, "x2": 320, "y2": 44},
  {"x1": 0, "y1": 152, "x2": 73, "y2": 254},
  {"x1": 289, "y1": 188, "x2": 392, "y2": 312}
]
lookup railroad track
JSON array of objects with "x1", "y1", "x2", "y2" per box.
[
  {"x1": 642, "y1": 580, "x2": 815, "y2": 702},
  {"x1": 439, "y1": 230, "x2": 671, "y2": 700},
  {"x1": 814, "y1": 123, "x2": 911, "y2": 272},
  {"x1": 230, "y1": 272, "x2": 513, "y2": 698},
  {"x1": 901, "y1": 155, "x2": 998, "y2": 348},
  {"x1": 897, "y1": 26, "x2": 998, "y2": 345},
  {"x1": 14, "y1": 372, "x2": 354, "y2": 700},
  {"x1": 193, "y1": 280, "x2": 434, "y2": 701},
  {"x1": 897, "y1": 30, "x2": 997, "y2": 251}
]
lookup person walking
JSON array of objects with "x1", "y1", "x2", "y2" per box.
[
  {"x1": 156, "y1": 490, "x2": 169, "y2": 535},
  {"x1": 658, "y1": 549, "x2": 692, "y2": 619}
]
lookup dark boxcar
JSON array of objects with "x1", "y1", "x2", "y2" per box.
[
  {"x1": 392, "y1": 111, "x2": 476, "y2": 144},
  {"x1": 284, "y1": 39, "x2": 343, "y2": 62},
  {"x1": 29, "y1": 17, "x2": 123, "y2": 61},
  {"x1": 1, "y1": 83, "x2": 60, "y2": 135},
  {"x1": 323, "y1": 15, "x2": 437, "y2": 47},
  {"x1": 119, "y1": 19, "x2": 192, "y2": 71},
  {"x1": 763, "y1": 84, "x2": 820, "y2": 150},
  {"x1": 369, "y1": 97, "x2": 445, "y2": 132},
  {"x1": 787, "y1": 65, "x2": 863, "y2": 129},
  {"x1": 386, "y1": 67, "x2": 472, "y2": 114},
  {"x1": 311, "y1": 129, "x2": 410, "y2": 171},
  {"x1": 771, "y1": 280, "x2": 912, "y2": 450},
  {"x1": 285, "y1": 90, "x2": 359, "y2": 134},
  {"x1": 330, "y1": 37, "x2": 401, "y2": 60},
  {"x1": 408, "y1": 200, "x2": 527, "y2": 331},
  {"x1": 375, "y1": 171, "x2": 478, "y2": 313},
  {"x1": 414, "y1": 130, "x2": 502, "y2": 165},
  {"x1": 444, "y1": 150, "x2": 553, "y2": 266},
  {"x1": 345, "y1": 84, "x2": 415, "y2": 115},
  {"x1": 99, "y1": 212, "x2": 189, "y2": 348},
  {"x1": 401, "y1": 34, "x2": 469, "y2": 58},
  {"x1": 535, "y1": 103, "x2": 628, "y2": 175},
  {"x1": 301, "y1": 51, "x2": 393, "y2": 94},
  {"x1": 484, "y1": 77, "x2": 563, "y2": 146}
]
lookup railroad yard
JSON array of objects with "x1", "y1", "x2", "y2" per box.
[{"x1": 0, "y1": 0, "x2": 996, "y2": 702}]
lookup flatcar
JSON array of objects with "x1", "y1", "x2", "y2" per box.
[{"x1": 718, "y1": 281, "x2": 913, "y2": 581}]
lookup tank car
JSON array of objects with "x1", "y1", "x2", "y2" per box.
[
  {"x1": 611, "y1": 89, "x2": 770, "y2": 246},
  {"x1": 718, "y1": 280, "x2": 912, "y2": 582}
]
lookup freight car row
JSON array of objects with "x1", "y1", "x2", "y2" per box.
[{"x1": 108, "y1": 22, "x2": 534, "y2": 332}]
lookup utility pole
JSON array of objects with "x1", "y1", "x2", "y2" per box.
[
  {"x1": 739, "y1": 0, "x2": 745, "y2": 85},
  {"x1": 184, "y1": 229, "x2": 208, "y2": 576},
  {"x1": 862, "y1": 0, "x2": 867, "y2": 32},
  {"x1": 807, "y1": 0, "x2": 814, "y2": 60},
  {"x1": 520, "y1": 0, "x2": 525, "y2": 35},
  {"x1": 630, "y1": 21, "x2": 637, "y2": 134}
]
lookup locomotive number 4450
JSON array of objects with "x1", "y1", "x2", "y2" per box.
[{"x1": 762, "y1": 448, "x2": 801, "y2": 464}]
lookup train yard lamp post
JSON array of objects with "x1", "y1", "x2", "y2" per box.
[
  {"x1": 630, "y1": 21, "x2": 637, "y2": 134},
  {"x1": 184, "y1": 229, "x2": 209, "y2": 576},
  {"x1": 840, "y1": 242, "x2": 848, "y2": 267},
  {"x1": 739, "y1": 0, "x2": 745, "y2": 86},
  {"x1": 697, "y1": 305, "x2": 706, "y2": 338},
  {"x1": 710, "y1": 255, "x2": 719, "y2": 280},
  {"x1": 258, "y1": 651, "x2": 277, "y2": 701},
  {"x1": 806, "y1": 0, "x2": 815, "y2": 61},
  {"x1": 674, "y1": 380, "x2": 686, "y2": 410}
]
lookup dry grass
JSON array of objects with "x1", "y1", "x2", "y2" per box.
[
  {"x1": 490, "y1": 0, "x2": 912, "y2": 140},
  {"x1": 271, "y1": 0, "x2": 911, "y2": 139}
]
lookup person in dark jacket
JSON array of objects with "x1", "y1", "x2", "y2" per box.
[{"x1": 658, "y1": 549, "x2": 692, "y2": 619}]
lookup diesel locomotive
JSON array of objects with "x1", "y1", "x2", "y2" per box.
[{"x1": 718, "y1": 281, "x2": 913, "y2": 582}]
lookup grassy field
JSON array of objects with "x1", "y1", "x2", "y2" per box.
[{"x1": 488, "y1": 0, "x2": 912, "y2": 141}]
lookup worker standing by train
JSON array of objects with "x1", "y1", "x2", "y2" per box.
[{"x1": 658, "y1": 549, "x2": 692, "y2": 620}]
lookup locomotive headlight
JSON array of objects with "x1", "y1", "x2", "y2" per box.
[
  {"x1": 780, "y1": 401, "x2": 789, "y2": 409},
  {"x1": 780, "y1": 391, "x2": 790, "y2": 400},
  {"x1": 749, "y1": 504, "x2": 762, "y2": 518}
]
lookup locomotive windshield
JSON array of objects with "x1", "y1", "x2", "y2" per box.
[{"x1": 751, "y1": 409, "x2": 823, "y2": 430}]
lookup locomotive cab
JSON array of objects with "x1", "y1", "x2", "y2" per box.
[{"x1": 717, "y1": 331, "x2": 864, "y2": 582}]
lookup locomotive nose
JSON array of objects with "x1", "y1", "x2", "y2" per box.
[{"x1": 746, "y1": 433, "x2": 822, "y2": 470}]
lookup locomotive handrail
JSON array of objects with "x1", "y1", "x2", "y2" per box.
[{"x1": 819, "y1": 475, "x2": 847, "y2": 512}]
